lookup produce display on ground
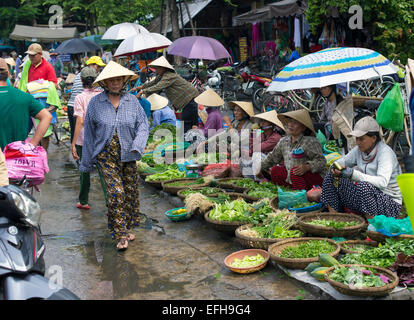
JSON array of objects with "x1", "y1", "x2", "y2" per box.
[
  {"x1": 328, "y1": 266, "x2": 392, "y2": 288},
  {"x1": 145, "y1": 123, "x2": 178, "y2": 153},
  {"x1": 170, "y1": 208, "x2": 187, "y2": 215},
  {"x1": 145, "y1": 168, "x2": 186, "y2": 181},
  {"x1": 291, "y1": 202, "x2": 319, "y2": 209},
  {"x1": 341, "y1": 243, "x2": 377, "y2": 254},
  {"x1": 246, "y1": 182, "x2": 279, "y2": 199},
  {"x1": 306, "y1": 219, "x2": 359, "y2": 229},
  {"x1": 230, "y1": 254, "x2": 266, "y2": 268},
  {"x1": 179, "y1": 187, "x2": 222, "y2": 197},
  {"x1": 164, "y1": 178, "x2": 206, "y2": 187},
  {"x1": 279, "y1": 240, "x2": 337, "y2": 259}
]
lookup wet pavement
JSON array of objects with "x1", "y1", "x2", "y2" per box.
[{"x1": 36, "y1": 142, "x2": 317, "y2": 300}]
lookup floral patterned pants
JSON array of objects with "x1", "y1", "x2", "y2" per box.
[{"x1": 96, "y1": 133, "x2": 140, "y2": 239}]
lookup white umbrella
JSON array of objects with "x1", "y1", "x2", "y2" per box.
[
  {"x1": 102, "y1": 22, "x2": 149, "y2": 40},
  {"x1": 114, "y1": 33, "x2": 172, "y2": 57}
]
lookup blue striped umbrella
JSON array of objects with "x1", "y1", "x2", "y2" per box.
[{"x1": 268, "y1": 47, "x2": 399, "y2": 92}]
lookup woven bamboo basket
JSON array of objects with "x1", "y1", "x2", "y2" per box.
[
  {"x1": 161, "y1": 178, "x2": 211, "y2": 195},
  {"x1": 176, "y1": 187, "x2": 223, "y2": 201},
  {"x1": 225, "y1": 192, "x2": 257, "y2": 203},
  {"x1": 352, "y1": 95, "x2": 383, "y2": 108},
  {"x1": 270, "y1": 197, "x2": 321, "y2": 217},
  {"x1": 144, "y1": 178, "x2": 164, "y2": 189},
  {"x1": 216, "y1": 178, "x2": 252, "y2": 193},
  {"x1": 324, "y1": 264, "x2": 399, "y2": 297},
  {"x1": 339, "y1": 240, "x2": 379, "y2": 254},
  {"x1": 235, "y1": 224, "x2": 300, "y2": 250},
  {"x1": 204, "y1": 211, "x2": 249, "y2": 235},
  {"x1": 366, "y1": 230, "x2": 414, "y2": 243},
  {"x1": 139, "y1": 172, "x2": 152, "y2": 180},
  {"x1": 268, "y1": 237, "x2": 340, "y2": 270},
  {"x1": 297, "y1": 212, "x2": 367, "y2": 237}
]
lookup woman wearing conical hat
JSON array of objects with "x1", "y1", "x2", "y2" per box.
[
  {"x1": 240, "y1": 110, "x2": 285, "y2": 179},
  {"x1": 257, "y1": 109, "x2": 327, "y2": 191},
  {"x1": 147, "y1": 93, "x2": 176, "y2": 130},
  {"x1": 196, "y1": 101, "x2": 255, "y2": 155},
  {"x1": 194, "y1": 89, "x2": 224, "y2": 137},
  {"x1": 130, "y1": 56, "x2": 199, "y2": 133},
  {"x1": 80, "y1": 61, "x2": 149, "y2": 251}
]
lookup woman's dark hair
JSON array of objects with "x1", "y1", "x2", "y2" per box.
[
  {"x1": 304, "y1": 128, "x2": 313, "y2": 136},
  {"x1": 365, "y1": 131, "x2": 381, "y2": 144},
  {"x1": 81, "y1": 76, "x2": 95, "y2": 89},
  {"x1": 0, "y1": 72, "x2": 8, "y2": 82}
]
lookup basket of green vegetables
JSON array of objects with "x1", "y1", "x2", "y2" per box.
[
  {"x1": 235, "y1": 209, "x2": 303, "y2": 250},
  {"x1": 177, "y1": 187, "x2": 223, "y2": 201},
  {"x1": 216, "y1": 177, "x2": 257, "y2": 193},
  {"x1": 324, "y1": 264, "x2": 398, "y2": 297},
  {"x1": 297, "y1": 212, "x2": 367, "y2": 237},
  {"x1": 268, "y1": 237, "x2": 340, "y2": 270},
  {"x1": 243, "y1": 182, "x2": 278, "y2": 202},
  {"x1": 162, "y1": 177, "x2": 211, "y2": 195},
  {"x1": 144, "y1": 167, "x2": 186, "y2": 188}
]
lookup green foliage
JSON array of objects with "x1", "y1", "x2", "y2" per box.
[{"x1": 305, "y1": 0, "x2": 414, "y2": 64}]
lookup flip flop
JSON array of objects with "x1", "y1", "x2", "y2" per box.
[
  {"x1": 77, "y1": 203, "x2": 90, "y2": 210},
  {"x1": 116, "y1": 238, "x2": 128, "y2": 251}
]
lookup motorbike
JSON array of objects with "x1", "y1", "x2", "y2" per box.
[{"x1": 0, "y1": 183, "x2": 80, "y2": 300}]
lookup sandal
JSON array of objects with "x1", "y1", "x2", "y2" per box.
[
  {"x1": 127, "y1": 233, "x2": 135, "y2": 242},
  {"x1": 116, "y1": 238, "x2": 128, "y2": 251},
  {"x1": 77, "y1": 203, "x2": 90, "y2": 210}
]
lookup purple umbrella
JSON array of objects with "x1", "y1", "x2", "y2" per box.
[{"x1": 167, "y1": 36, "x2": 231, "y2": 61}]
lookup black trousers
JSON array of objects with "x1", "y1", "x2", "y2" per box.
[
  {"x1": 180, "y1": 99, "x2": 198, "y2": 133},
  {"x1": 67, "y1": 105, "x2": 76, "y2": 144}
]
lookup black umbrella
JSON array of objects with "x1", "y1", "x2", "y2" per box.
[{"x1": 55, "y1": 38, "x2": 102, "y2": 54}]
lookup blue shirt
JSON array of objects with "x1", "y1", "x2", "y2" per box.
[
  {"x1": 150, "y1": 106, "x2": 177, "y2": 130},
  {"x1": 80, "y1": 92, "x2": 149, "y2": 172}
]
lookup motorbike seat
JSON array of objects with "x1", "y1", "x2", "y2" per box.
[{"x1": 364, "y1": 100, "x2": 382, "y2": 110}]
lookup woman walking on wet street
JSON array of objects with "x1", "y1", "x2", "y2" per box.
[{"x1": 80, "y1": 61, "x2": 149, "y2": 251}]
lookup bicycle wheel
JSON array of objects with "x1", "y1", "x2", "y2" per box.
[
  {"x1": 349, "y1": 81, "x2": 368, "y2": 96},
  {"x1": 262, "y1": 93, "x2": 296, "y2": 113},
  {"x1": 313, "y1": 95, "x2": 327, "y2": 122},
  {"x1": 252, "y1": 87, "x2": 266, "y2": 112}
]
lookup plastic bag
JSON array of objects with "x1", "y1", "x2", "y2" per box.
[
  {"x1": 3, "y1": 140, "x2": 49, "y2": 187},
  {"x1": 376, "y1": 83, "x2": 404, "y2": 132},
  {"x1": 278, "y1": 187, "x2": 308, "y2": 209},
  {"x1": 202, "y1": 163, "x2": 230, "y2": 178},
  {"x1": 368, "y1": 215, "x2": 414, "y2": 236},
  {"x1": 325, "y1": 152, "x2": 342, "y2": 167},
  {"x1": 316, "y1": 130, "x2": 327, "y2": 146}
]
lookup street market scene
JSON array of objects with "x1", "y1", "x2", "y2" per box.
[{"x1": 1, "y1": 0, "x2": 414, "y2": 305}]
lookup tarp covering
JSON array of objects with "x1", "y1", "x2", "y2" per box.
[
  {"x1": 9, "y1": 24, "x2": 77, "y2": 43},
  {"x1": 147, "y1": 0, "x2": 212, "y2": 34},
  {"x1": 233, "y1": 0, "x2": 307, "y2": 26}
]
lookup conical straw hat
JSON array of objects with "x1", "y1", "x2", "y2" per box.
[
  {"x1": 253, "y1": 110, "x2": 285, "y2": 131},
  {"x1": 147, "y1": 93, "x2": 169, "y2": 111},
  {"x1": 93, "y1": 61, "x2": 138, "y2": 87},
  {"x1": 277, "y1": 109, "x2": 316, "y2": 134},
  {"x1": 228, "y1": 101, "x2": 254, "y2": 118},
  {"x1": 148, "y1": 56, "x2": 175, "y2": 72},
  {"x1": 194, "y1": 89, "x2": 224, "y2": 107}
]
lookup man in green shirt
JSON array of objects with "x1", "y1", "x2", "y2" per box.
[{"x1": 0, "y1": 58, "x2": 52, "y2": 150}]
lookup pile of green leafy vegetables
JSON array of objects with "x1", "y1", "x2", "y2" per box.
[
  {"x1": 279, "y1": 240, "x2": 336, "y2": 259},
  {"x1": 145, "y1": 168, "x2": 186, "y2": 182},
  {"x1": 340, "y1": 238, "x2": 414, "y2": 268},
  {"x1": 306, "y1": 219, "x2": 359, "y2": 229},
  {"x1": 328, "y1": 266, "x2": 391, "y2": 288},
  {"x1": 164, "y1": 178, "x2": 205, "y2": 187},
  {"x1": 180, "y1": 187, "x2": 222, "y2": 197},
  {"x1": 246, "y1": 182, "x2": 278, "y2": 199},
  {"x1": 147, "y1": 123, "x2": 177, "y2": 145}
]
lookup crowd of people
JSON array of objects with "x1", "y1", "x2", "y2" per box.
[{"x1": 0, "y1": 42, "x2": 409, "y2": 251}]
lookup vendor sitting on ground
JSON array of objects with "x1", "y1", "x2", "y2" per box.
[
  {"x1": 240, "y1": 110, "x2": 285, "y2": 179},
  {"x1": 146, "y1": 93, "x2": 176, "y2": 130},
  {"x1": 196, "y1": 101, "x2": 255, "y2": 156},
  {"x1": 256, "y1": 109, "x2": 326, "y2": 190},
  {"x1": 194, "y1": 88, "x2": 223, "y2": 137},
  {"x1": 321, "y1": 116, "x2": 402, "y2": 219}
]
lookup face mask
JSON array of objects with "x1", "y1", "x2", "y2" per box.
[{"x1": 261, "y1": 125, "x2": 273, "y2": 130}]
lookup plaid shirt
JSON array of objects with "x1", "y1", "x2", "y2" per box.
[
  {"x1": 261, "y1": 134, "x2": 327, "y2": 183},
  {"x1": 80, "y1": 92, "x2": 149, "y2": 172},
  {"x1": 141, "y1": 71, "x2": 199, "y2": 110}
]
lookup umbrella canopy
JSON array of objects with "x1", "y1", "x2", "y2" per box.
[
  {"x1": 268, "y1": 47, "x2": 399, "y2": 92},
  {"x1": 83, "y1": 35, "x2": 118, "y2": 47},
  {"x1": 114, "y1": 33, "x2": 172, "y2": 57},
  {"x1": 55, "y1": 38, "x2": 102, "y2": 54},
  {"x1": 167, "y1": 36, "x2": 231, "y2": 61},
  {"x1": 101, "y1": 22, "x2": 149, "y2": 40}
]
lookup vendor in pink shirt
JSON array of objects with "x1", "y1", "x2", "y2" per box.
[{"x1": 71, "y1": 66, "x2": 102, "y2": 210}]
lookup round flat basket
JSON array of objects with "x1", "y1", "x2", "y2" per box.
[
  {"x1": 297, "y1": 212, "x2": 367, "y2": 237},
  {"x1": 204, "y1": 211, "x2": 249, "y2": 235},
  {"x1": 366, "y1": 230, "x2": 414, "y2": 243},
  {"x1": 268, "y1": 237, "x2": 340, "y2": 270},
  {"x1": 176, "y1": 187, "x2": 222, "y2": 201},
  {"x1": 289, "y1": 203, "x2": 323, "y2": 214},
  {"x1": 324, "y1": 264, "x2": 399, "y2": 297},
  {"x1": 339, "y1": 240, "x2": 379, "y2": 254},
  {"x1": 235, "y1": 224, "x2": 293, "y2": 250},
  {"x1": 224, "y1": 249, "x2": 270, "y2": 274},
  {"x1": 139, "y1": 172, "x2": 152, "y2": 180},
  {"x1": 162, "y1": 178, "x2": 211, "y2": 195},
  {"x1": 144, "y1": 179, "x2": 164, "y2": 189},
  {"x1": 216, "y1": 178, "x2": 252, "y2": 193}
]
